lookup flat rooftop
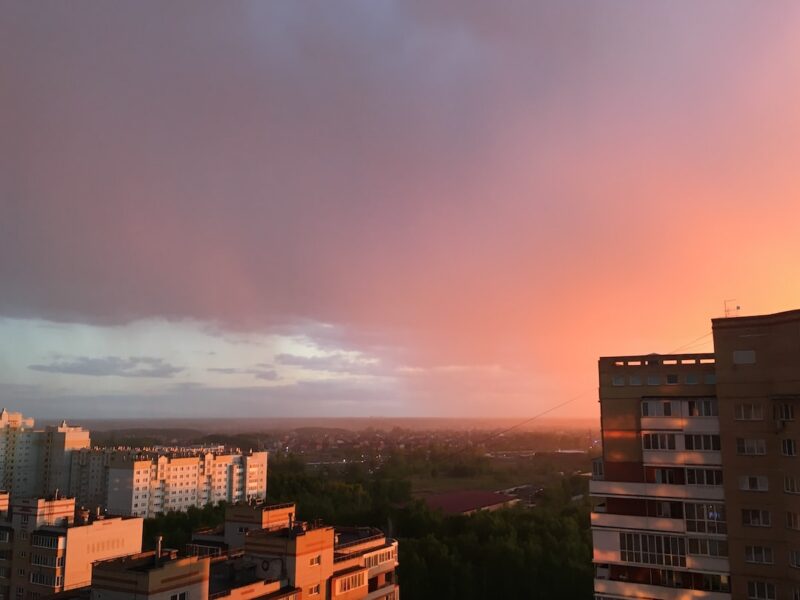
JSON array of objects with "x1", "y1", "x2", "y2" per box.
[{"x1": 423, "y1": 490, "x2": 517, "y2": 514}]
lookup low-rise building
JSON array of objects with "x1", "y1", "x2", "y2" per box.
[
  {"x1": 190, "y1": 501, "x2": 297, "y2": 555},
  {"x1": 246, "y1": 523, "x2": 399, "y2": 600},
  {"x1": 90, "y1": 548, "x2": 300, "y2": 600}
]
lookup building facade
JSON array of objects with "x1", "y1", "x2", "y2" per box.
[
  {"x1": 592, "y1": 308, "x2": 800, "y2": 600},
  {"x1": 90, "y1": 550, "x2": 300, "y2": 600},
  {"x1": 73, "y1": 448, "x2": 268, "y2": 518},
  {"x1": 0, "y1": 412, "x2": 90, "y2": 500},
  {"x1": 0, "y1": 493, "x2": 143, "y2": 600},
  {"x1": 245, "y1": 522, "x2": 399, "y2": 600},
  {"x1": 189, "y1": 502, "x2": 399, "y2": 599}
]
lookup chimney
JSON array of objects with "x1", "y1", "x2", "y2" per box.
[{"x1": 155, "y1": 536, "x2": 163, "y2": 565}]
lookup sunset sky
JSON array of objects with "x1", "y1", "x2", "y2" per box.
[{"x1": 2, "y1": 2, "x2": 800, "y2": 419}]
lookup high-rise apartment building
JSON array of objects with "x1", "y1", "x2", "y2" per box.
[
  {"x1": 69, "y1": 448, "x2": 268, "y2": 518},
  {"x1": 0, "y1": 411, "x2": 90, "y2": 500},
  {"x1": 191, "y1": 502, "x2": 399, "y2": 599},
  {"x1": 0, "y1": 492, "x2": 143, "y2": 600},
  {"x1": 55, "y1": 501, "x2": 398, "y2": 600},
  {"x1": 592, "y1": 308, "x2": 800, "y2": 600}
]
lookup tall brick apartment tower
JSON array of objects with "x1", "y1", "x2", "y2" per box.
[{"x1": 592, "y1": 309, "x2": 800, "y2": 600}]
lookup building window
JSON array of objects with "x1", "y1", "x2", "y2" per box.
[
  {"x1": 702, "y1": 574, "x2": 730, "y2": 593},
  {"x1": 169, "y1": 593, "x2": 187, "y2": 600},
  {"x1": 685, "y1": 373, "x2": 699, "y2": 385},
  {"x1": 747, "y1": 581, "x2": 776, "y2": 600},
  {"x1": 685, "y1": 434, "x2": 721, "y2": 451},
  {"x1": 745, "y1": 545, "x2": 774, "y2": 564},
  {"x1": 786, "y1": 476, "x2": 800, "y2": 494},
  {"x1": 783, "y1": 439, "x2": 798, "y2": 456},
  {"x1": 703, "y1": 373, "x2": 716, "y2": 384},
  {"x1": 337, "y1": 572, "x2": 365, "y2": 593},
  {"x1": 775, "y1": 403, "x2": 795, "y2": 422},
  {"x1": 742, "y1": 509, "x2": 771, "y2": 527},
  {"x1": 629, "y1": 375, "x2": 642, "y2": 386},
  {"x1": 611, "y1": 376, "x2": 625, "y2": 386},
  {"x1": 792, "y1": 551, "x2": 800, "y2": 569},
  {"x1": 685, "y1": 503, "x2": 726, "y2": 534},
  {"x1": 736, "y1": 403, "x2": 764, "y2": 421},
  {"x1": 788, "y1": 512, "x2": 800, "y2": 530},
  {"x1": 666, "y1": 374, "x2": 679, "y2": 385},
  {"x1": 618, "y1": 532, "x2": 686, "y2": 567},
  {"x1": 687, "y1": 537, "x2": 728, "y2": 557},
  {"x1": 641, "y1": 401, "x2": 673, "y2": 417},
  {"x1": 686, "y1": 468, "x2": 723, "y2": 486},
  {"x1": 642, "y1": 433, "x2": 676, "y2": 451},
  {"x1": 739, "y1": 476, "x2": 769, "y2": 492},
  {"x1": 647, "y1": 375, "x2": 661, "y2": 386},
  {"x1": 308, "y1": 584, "x2": 320, "y2": 596},
  {"x1": 309, "y1": 555, "x2": 321, "y2": 566},
  {"x1": 688, "y1": 398, "x2": 718, "y2": 417},
  {"x1": 737, "y1": 438, "x2": 767, "y2": 455}
]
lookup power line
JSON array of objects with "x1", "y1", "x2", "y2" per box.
[
  {"x1": 454, "y1": 390, "x2": 591, "y2": 455},
  {"x1": 454, "y1": 329, "x2": 714, "y2": 455},
  {"x1": 667, "y1": 331, "x2": 712, "y2": 354}
]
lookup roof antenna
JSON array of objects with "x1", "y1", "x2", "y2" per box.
[{"x1": 724, "y1": 299, "x2": 740, "y2": 318}]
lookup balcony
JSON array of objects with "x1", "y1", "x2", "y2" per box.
[
  {"x1": 640, "y1": 417, "x2": 720, "y2": 433},
  {"x1": 595, "y1": 579, "x2": 730, "y2": 600},
  {"x1": 642, "y1": 450, "x2": 721, "y2": 466},
  {"x1": 590, "y1": 480, "x2": 724, "y2": 501},
  {"x1": 687, "y1": 555, "x2": 729, "y2": 573},
  {"x1": 364, "y1": 583, "x2": 399, "y2": 600},
  {"x1": 591, "y1": 512, "x2": 685, "y2": 533}
]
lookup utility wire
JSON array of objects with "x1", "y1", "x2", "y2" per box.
[
  {"x1": 453, "y1": 390, "x2": 591, "y2": 455},
  {"x1": 667, "y1": 331, "x2": 712, "y2": 354},
  {"x1": 452, "y1": 329, "x2": 715, "y2": 456}
]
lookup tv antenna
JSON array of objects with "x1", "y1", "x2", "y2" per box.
[{"x1": 724, "y1": 299, "x2": 741, "y2": 318}]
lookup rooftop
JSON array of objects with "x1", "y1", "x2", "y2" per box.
[
  {"x1": 712, "y1": 307, "x2": 800, "y2": 328},
  {"x1": 94, "y1": 550, "x2": 182, "y2": 573},
  {"x1": 599, "y1": 353, "x2": 715, "y2": 367},
  {"x1": 422, "y1": 490, "x2": 517, "y2": 515}
]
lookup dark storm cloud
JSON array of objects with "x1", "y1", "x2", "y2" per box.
[
  {"x1": 206, "y1": 364, "x2": 279, "y2": 380},
  {"x1": 3, "y1": 2, "x2": 800, "y2": 417},
  {"x1": 274, "y1": 353, "x2": 388, "y2": 376},
  {"x1": 29, "y1": 356, "x2": 183, "y2": 378}
]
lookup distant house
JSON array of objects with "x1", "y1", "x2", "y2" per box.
[{"x1": 422, "y1": 490, "x2": 519, "y2": 515}]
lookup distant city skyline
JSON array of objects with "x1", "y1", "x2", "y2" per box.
[{"x1": 3, "y1": 2, "x2": 800, "y2": 418}]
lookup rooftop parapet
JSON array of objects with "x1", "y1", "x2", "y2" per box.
[{"x1": 600, "y1": 353, "x2": 715, "y2": 368}]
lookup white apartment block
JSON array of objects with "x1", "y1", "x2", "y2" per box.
[
  {"x1": 0, "y1": 411, "x2": 268, "y2": 518},
  {"x1": 0, "y1": 409, "x2": 90, "y2": 499},
  {"x1": 78, "y1": 449, "x2": 268, "y2": 518}
]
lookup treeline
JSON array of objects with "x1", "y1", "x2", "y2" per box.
[
  {"x1": 395, "y1": 483, "x2": 592, "y2": 599},
  {"x1": 143, "y1": 453, "x2": 593, "y2": 599},
  {"x1": 143, "y1": 501, "x2": 227, "y2": 550}
]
